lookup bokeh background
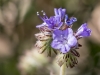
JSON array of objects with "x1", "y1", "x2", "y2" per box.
[{"x1": 0, "y1": 0, "x2": 100, "y2": 75}]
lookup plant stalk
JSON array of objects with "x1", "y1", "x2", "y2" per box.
[{"x1": 60, "y1": 63, "x2": 66, "y2": 75}]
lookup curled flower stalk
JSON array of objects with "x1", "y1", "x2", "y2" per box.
[{"x1": 35, "y1": 8, "x2": 91, "y2": 75}]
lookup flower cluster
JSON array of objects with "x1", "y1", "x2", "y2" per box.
[{"x1": 35, "y1": 8, "x2": 91, "y2": 68}]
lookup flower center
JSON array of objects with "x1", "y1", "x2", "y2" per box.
[{"x1": 60, "y1": 35, "x2": 68, "y2": 45}]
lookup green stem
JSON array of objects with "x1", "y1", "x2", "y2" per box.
[{"x1": 60, "y1": 63, "x2": 66, "y2": 75}]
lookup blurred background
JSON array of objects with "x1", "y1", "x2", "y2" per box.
[{"x1": 0, "y1": 0, "x2": 100, "y2": 75}]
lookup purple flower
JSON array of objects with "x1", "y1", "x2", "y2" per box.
[
  {"x1": 45, "y1": 16, "x2": 63, "y2": 30},
  {"x1": 65, "y1": 15, "x2": 77, "y2": 26},
  {"x1": 36, "y1": 10, "x2": 63, "y2": 30},
  {"x1": 75, "y1": 23, "x2": 91, "y2": 38},
  {"x1": 36, "y1": 8, "x2": 77, "y2": 30},
  {"x1": 37, "y1": 11, "x2": 48, "y2": 22},
  {"x1": 51, "y1": 28, "x2": 77, "y2": 53}
]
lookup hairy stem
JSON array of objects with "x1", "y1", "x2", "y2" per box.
[{"x1": 60, "y1": 63, "x2": 66, "y2": 75}]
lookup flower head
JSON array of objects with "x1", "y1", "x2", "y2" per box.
[
  {"x1": 75, "y1": 23, "x2": 91, "y2": 38},
  {"x1": 51, "y1": 28, "x2": 77, "y2": 53},
  {"x1": 35, "y1": 8, "x2": 92, "y2": 68},
  {"x1": 36, "y1": 8, "x2": 77, "y2": 31}
]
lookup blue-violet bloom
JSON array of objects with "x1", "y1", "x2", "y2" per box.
[
  {"x1": 75, "y1": 23, "x2": 91, "y2": 38},
  {"x1": 65, "y1": 15, "x2": 77, "y2": 26},
  {"x1": 51, "y1": 28, "x2": 77, "y2": 53},
  {"x1": 45, "y1": 16, "x2": 63, "y2": 30},
  {"x1": 36, "y1": 8, "x2": 77, "y2": 30},
  {"x1": 36, "y1": 11, "x2": 63, "y2": 30}
]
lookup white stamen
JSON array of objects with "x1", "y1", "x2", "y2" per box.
[
  {"x1": 41, "y1": 10, "x2": 46, "y2": 15},
  {"x1": 43, "y1": 12, "x2": 46, "y2": 15},
  {"x1": 37, "y1": 12, "x2": 39, "y2": 15},
  {"x1": 41, "y1": 10, "x2": 44, "y2": 12}
]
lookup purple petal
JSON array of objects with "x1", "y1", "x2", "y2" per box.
[
  {"x1": 80, "y1": 29, "x2": 91, "y2": 37},
  {"x1": 61, "y1": 9, "x2": 66, "y2": 19},
  {"x1": 65, "y1": 44, "x2": 70, "y2": 52},
  {"x1": 70, "y1": 17, "x2": 77, "y2": 23},
  {"x1": 58, "y1": 8, "x2": 66, "y2": 19},
  {"x1": 77, "y1": 23, "x2": 87, "y2": 32},
  {"x1": 60, "y1": 44, "x2": 70, "y2": 53},
  {"x1": 66, "y1": 21, "x2": 73, "y2": 26},
  {"x1": 53, "y1": 28, "x2": 73, "y2": 40},
  {"x1": 55, "y1": 16, "x2": 61, "y2": 23},
  {"x1": 57, "y1": 22, "x2": 63, "y2": 29},
  {"x1": 75, "y1": 23, "x2": 91, "y2": 37},
  {"x1": 64, "y1": 15, "x2": 68, "y2": 22},
  {"x1": 62, "y1": 28, "x2": 68, "y2": 37},
  {"x1": 66, "y1": 28, "x2": 77, "y2": 47},
  {"x1": 54, "y1": 15, "x2": 63, "y2": 29},
  {"x1": 51, "y1": 39, "x2": 63, "y2": 49},
  {"x1": 61, "y1": 28, "x2": 73, "y2": 38},
  {"x1": 54, "y1": 8, "x2": 66, "y2": 20},
  {"x1": 60, "y1": 45, "x2": 66, "y2": 53},
  {"x1": 65, "y1": 17, "x2": 77, "y2": 26},
  {"x1": 45, "y1": 16, "x2": 63, "y2": 30},
  {"x1": 51, "y1": 39, "x2": 70, "y2": 53},
  {"x1": 67, "y1": 28, "x2": 74, "y2": 39},
  {"x1": 45, "y1": 17, "x2": 55, "y2": 29},
  {"x1": 53, "y1": 29, "x2": 62, "y2": 39},
  {"x1": 58, "y1": 8, "x2": 62, "y2": 17},
  {"x1": 67, "y1": 36, "x2": 77, "y2": 47},
  {"x1": 67, "y1": 28, "x2": 73, "y2": 36},
  {"x1": 53, "y1": 28, "x2": 74, "y2": 38},
  {"x1": 54, "y1": 8, "x2": 59, "y2": 16}
]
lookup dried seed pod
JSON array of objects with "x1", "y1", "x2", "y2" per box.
[
  {"x1": 35, "y1": 40, "x2": 46, "y2": 49},
  {"x1": 35, "y1": 32, "x2": 51, "y2": 41}
]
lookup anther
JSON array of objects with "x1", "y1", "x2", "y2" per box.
[
  {"x1": 41, "y1": 10, "x2": 46, "y2": 15},
  {"x1": 37, "y1": 12, "x2": 39, "y2": 15},
  {"x1": 43, "y1": 12, "x2": 46, "y2": 15},
  {"x1": 41, "y1": 10, "x2": 44, "y2": 12}
]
